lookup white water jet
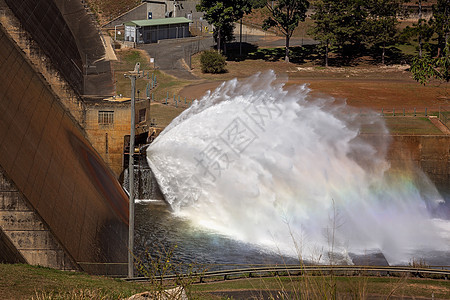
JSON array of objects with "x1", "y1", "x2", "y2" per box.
[{"x1": 147, "y1": 71, "x2": 449, "y2": 264}]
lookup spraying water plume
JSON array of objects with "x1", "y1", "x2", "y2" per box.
[{"x1": 147, "y1": 71, "x2": 449, "y2": 264}]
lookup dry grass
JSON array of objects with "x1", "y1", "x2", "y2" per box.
[
  {"x1": 149, "y1": 103, "x2": 186, "y2": 128},
  {"x1": 0, "y1": 264, "x2": 148, "y2": 299},
  {"x1": 85, "y1": 0, "x2": 141, "y2": 25},
  {"x1": 188, "y1": 53, "x2": 449, "y2": 110},
  {"x1": 190, "y1": 275, "x2": 450, "y2": 299},
  {"x1": 112, "y1": 49, "x2": 193, "y2": 103}
]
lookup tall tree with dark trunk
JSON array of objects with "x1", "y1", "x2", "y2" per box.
[
  {"x1": 402, "y1": 0, "x2": 433, "y2": 58},
  {"x1": 429, "y1": 0, "x2": 450, "y2": 57},
  {"x1": 364, "y1": 0, "x2": 405, "y2": 65},
  {"x1": 262, "y1": 0, "x2": 310, "y2": 62},
  {"x1": 309, "y1": 0, "x2": 339, "y2": 66},
  {"x1": 196, "y1": 0, "x2": 252, "y2": 53}
]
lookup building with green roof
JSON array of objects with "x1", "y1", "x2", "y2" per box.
[{"x1": 124, "y1": 17, "x2": 192, "y2": 44}]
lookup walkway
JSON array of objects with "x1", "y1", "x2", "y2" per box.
[
  {"x1": 429, "y1": 116, "x2": 450, "y2": 134},
  {"x1": 140, "y1": 36, "x2": 214, "y2": 80},
  {"x1": 139, "y1": 34, "x2": 317, "y2": 80}
]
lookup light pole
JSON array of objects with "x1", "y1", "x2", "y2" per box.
[{"x1": 124, "y1": 62, "x2": 143, "y2": 278}]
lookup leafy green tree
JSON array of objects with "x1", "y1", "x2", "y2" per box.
[
  {"x1": 410, "y1": 42, "x2": 450, "y2": 84},
  {"x1": 402, "y1": 0, "x2": 434, "y2": 58},
  {"x1": 196, "y1": 0, "x2": 252, "y2": 53},
  {"x1": 309, "y1": 0, "x2": 369, "y2": 63},
  {"x1": 200, "y1": 50, "x2": 227, "y2": 73},
  {"x1": 364, "y1": 0, "x2": 405, "y2": 65},
  {"x1": 262, "y1": 0, "x2": 310, "y2": 62},
  {"x1": 332, "y1": 0, "x2": 367, "y2": 58},
  {"x1": 429, "y1": 0, "x2": 450, "y2": 57},
  {"x1": 309, "y1": 0, "x2": 339, "y2": 66}
]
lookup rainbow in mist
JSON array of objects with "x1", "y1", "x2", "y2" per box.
[{"x1": 147, "y1": 71, "x2": 449, "y2": 265}]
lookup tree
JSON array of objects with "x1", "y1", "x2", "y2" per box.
[
  {"x1": 429, "y1": 0, "x2": 450, "y2": 57},
  {"x1": 309, "y1": 0, "x2": 339, "y2": 66},
  {"x1": 309, "y1": 0, "x2": 369, "y2": 63},
  {"x1": 200, "y1": 50, "x2": 227, "y2": 73},
  {"x1": 410, "y1": 42, "x2": 450, "y2": 84},
  {"x1": 196, "y1": 0, "x2": 252, "y2": 53},
  {"x1": 332, "y1": 0, "x2": 367, "y2": 57},
  {"x1": 402, "y1": 0, "x2": 434, "y2": 58},
  {"x1": 262, "y1": 0, "x2": 310, "y2": 62},
  {"x1": 364, "y1": 0, "x2": 405, "y2": 65}
]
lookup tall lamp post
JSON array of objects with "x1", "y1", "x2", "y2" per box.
[{"x1": 124, "y1": 62, "x2": 143, "y2": 278}]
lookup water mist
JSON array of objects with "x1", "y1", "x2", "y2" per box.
[{"x1": 147, "y1": 71, "x2": 449, "y2": 265}]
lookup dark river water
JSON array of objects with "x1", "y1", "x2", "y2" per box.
[
  {"x1": 133, "y1": 201, "x2": 408, "y2": 275},
  {"x1": 134, "y1": 201, "x2": 302, "y2": 273},
  {"x1": 130, "y1": 168, "x2": 450, "y2": 274}
]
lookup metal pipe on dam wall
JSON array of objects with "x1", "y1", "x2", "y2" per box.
[{"x1": 0, "y1": 23, "x2": 128, "y2": 273}]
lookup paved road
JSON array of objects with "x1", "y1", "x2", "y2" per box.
[
  {"x1": 140, "y1": 36, "x2": 214, "y2": 80},
  {"x1": 139, "y1": 35, "x2": 318, "y2": 80}
]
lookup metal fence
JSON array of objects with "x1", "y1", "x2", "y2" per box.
[
  {"x1": 183, "y1": 38, "x2": 215, "y2": 69},
  {"x1": 353, "y1": 106, "x2": 450, "y2": 117},
  {"x1": 439, "y1": 107, "x2": 450, "y2": 128}
]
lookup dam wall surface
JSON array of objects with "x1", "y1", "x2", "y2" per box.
[
  {"x1": 0, "y1": 0, "x2": 126, "y2": 178},
  {"x1": 2, "y1": 0, "x2": 114, "y2": 97},
  {"x1": 0, "y1": 0, "x2": 87, "y2": 125},
  {"x1": 3, "y1": 0, "x2": 83, "y2": 94},
  {"x1": 389, "y1": 135, "x2": 450, "y2": 194},
  {"x1": 0, "y1": 168, "x2": 78, "y2": 269},
  {"x1": 0, "y1": 23, "x2": 128, "y2": 273}
]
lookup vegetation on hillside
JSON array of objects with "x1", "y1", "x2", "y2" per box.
[{"x1": 85, "y1": 0, "x2": 141, "y2": 24}]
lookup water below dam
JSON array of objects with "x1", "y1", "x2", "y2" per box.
[
  {"x1": 133, "y1": 200, "x2": 449, "y2": 272},
  {"x1": 131, "y1": 72, "x2": 450, "y2": 270}
]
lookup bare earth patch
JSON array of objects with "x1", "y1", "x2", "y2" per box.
[{"x1": 182, "y1": 57, "x2": 449, "y2": 113}]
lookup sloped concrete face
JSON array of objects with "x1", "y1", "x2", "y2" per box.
[
  {"x1": 0, "y1": 168, "x2": 78, "y2": 270},
  {"x1": 0, "y1": 24, "x2": 128, "y2": 273},
  {"x1": 4, "y1": 0, "x2": 114, "y2": 96},
  {"x1": 3, "y1": 0, "x2": 83, "y2": 94}
]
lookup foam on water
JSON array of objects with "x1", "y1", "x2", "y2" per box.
[{"x1": 147, "y1": 71, "x2": 449, "y2": 264}]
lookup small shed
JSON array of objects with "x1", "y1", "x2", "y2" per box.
[{"x1": 124, "y1": 17, "x2": 192, "y2": 43}]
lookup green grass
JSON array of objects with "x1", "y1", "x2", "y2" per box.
[
  {"x1": 384, "y1": 117, "x2": 444, "y2": 135},
  {"x1": 2, "y1": 264, "x2": 449, "y2": 299},
  {"x1": 149, "y1": 103, "x2": 186, "y2": 128},
  {"x1": 0, "y1": 264, "x2": 149, "y2": 299},
  {"x1": 359, "y1": 116, "x2": 444, "y2": 135},
  {"x1": 395, "y1": 43, "x2": 418, "y2": 57},
  {"x1": 190, "y1": 275, "x2": 450, "y2": 299},
  {"x1": 112, "y1": 49, "x2": 192, "y2": 102}
]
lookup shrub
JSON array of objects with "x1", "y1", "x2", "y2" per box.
[{"x1": 200, "y1": 50, "x2": 227, "y2": 74}]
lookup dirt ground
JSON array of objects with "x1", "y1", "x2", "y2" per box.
[{"x1": 179, "y1": 59, "x2": 449, "y2": 113}]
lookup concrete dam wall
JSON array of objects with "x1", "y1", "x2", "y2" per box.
[
  {"x1": 388, "y1": 135, "x2": 450, "y2": 195},
  {"x1": 3, "y1": 0, "x2": 114, "y2": 96},
  {"x1": 0, "y1": 22, "x2": 128, "y2": 273}
]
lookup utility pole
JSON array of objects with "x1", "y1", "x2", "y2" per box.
[{"x1": 124, "y1": 62, "x2": 143, "y2": 278}]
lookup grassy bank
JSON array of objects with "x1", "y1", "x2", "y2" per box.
[
  {"x1": 112, "y1": 49, "x2": 192, "y2": 102},
  {"x1": 0, "y1": 264, "x2": 148, "y2": 299},
  {"x1": 1, "y1": 264, "x2": 449, "y2": 299},
  {"x1": 191, "y1": 275, "x2": 450, "y2": 299}
]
